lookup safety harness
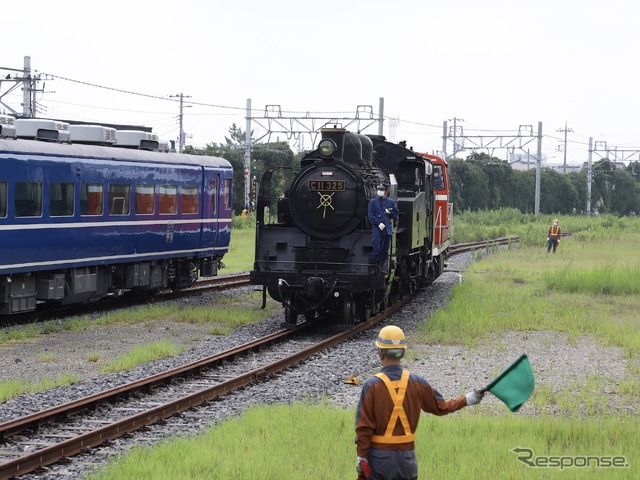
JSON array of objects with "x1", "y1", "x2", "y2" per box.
[{"x1": 371, "y1": 370, "x2": 415, "y2": 444}]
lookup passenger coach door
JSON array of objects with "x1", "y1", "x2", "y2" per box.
[{"x1": 202, "y1": 170, "x2": 219, "y2": 248}]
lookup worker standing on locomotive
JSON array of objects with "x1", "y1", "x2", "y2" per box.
[
  {"x1": 355, "y1": 326, "x2": 484, "y2": 480},
  {"x1": 547, "y1": 218, "x2": 561, "y2": 254},
  {"x1": 368, "y1": 184, "x2": 398, "y2": 273}
]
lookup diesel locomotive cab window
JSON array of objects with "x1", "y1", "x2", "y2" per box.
[
  {"x1": 181, "y1": 186, "x2": 199, "y2": 214},
  {"x1": 135, "y1": 184, "x2": 155, "y2": 215},
  {"x1": 109, "y1": 184, "x2": 131, "y2": 215},
  {"x1": 15, "y1": 182, "x2": 43, "y2": 217},
  {"x1": 159, "y1": 185, "x2": 178, "y2": 214},
  {"x1": 0, "y1": 181, "x2": 6, "y2": 218},
  {"x1": 81, "y1": 183, "x2": 104, "y2": 216},
  {"x1": 49, "y1": 182, "x2": 74, "y2": 217}
]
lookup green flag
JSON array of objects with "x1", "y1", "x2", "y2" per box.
[{"x1": 485, "y1": 354, "x2": 534, "y2": 412}]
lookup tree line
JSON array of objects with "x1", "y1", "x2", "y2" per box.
[
  {"x1": 448, "y1": 152, "x2": 640, "y2": 215},
  {"x1": 187, "y1": 126, "x2": 640, "y2": 217},
  {"x1": 185, "y1": 124, "x2": 297, "y2": 215}
]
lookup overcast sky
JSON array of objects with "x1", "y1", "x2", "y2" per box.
[{"x1": 2, "y1": 0, "x2": 639, "y2": 165}]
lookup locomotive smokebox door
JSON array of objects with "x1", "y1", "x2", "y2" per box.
[{"x1": 289, "y1": 166, "x2": 367, "y2": 240}]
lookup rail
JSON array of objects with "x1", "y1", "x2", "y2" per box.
[{"x1": 0, "y1": 297, "x2": 409, "y2": 478}]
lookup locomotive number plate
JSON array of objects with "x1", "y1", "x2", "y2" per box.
[{"x1": 308, "y1": 180, "x2": 345, "y2": 191}]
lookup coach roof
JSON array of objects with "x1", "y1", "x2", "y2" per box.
[{"x1": 0, "y1": 138, "x2": 232, "y2": 169}]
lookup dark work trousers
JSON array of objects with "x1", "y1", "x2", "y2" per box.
[
  {"x1": 371, "y1": 228, "x2": 392, "y2": 264},
  {"x1": 367, "y1": 448, "x2": 418, "y2": 480}
]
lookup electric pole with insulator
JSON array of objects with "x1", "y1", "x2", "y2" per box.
[
  {"x1": 170, "y1": 93, "x2": 191, "y2": 153},
  {"x1": 557, "y1": 121, "x2": 573, "y2": 174}
]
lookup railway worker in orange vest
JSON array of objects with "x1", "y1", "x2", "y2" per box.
[
  {"x1": 354, "y1": 326, "x2": 484, "y2": 480},
  {"x1": 547, "y1": 219, "x2": 561, "y2": 254}
]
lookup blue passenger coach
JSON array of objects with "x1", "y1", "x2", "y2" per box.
[{"x1": 0, "y1": 126, "x2": 233, "y2": 314}]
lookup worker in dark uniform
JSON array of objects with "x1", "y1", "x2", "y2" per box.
[
  {"x1": 547, "y1": 219, "x2": 561, "y2": 254},
  {"x1": 367, "y1": 184, "x2": 398, "y2": 273},
  {"x1": 355, "y1": 326, "x2": 484, "y2": 479},
  {"x1": 433, "y1": 168, "x2": 444, "y2": 190}
]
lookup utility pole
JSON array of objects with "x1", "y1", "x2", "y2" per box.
[
  {"x1": 22, "y1": 56, "x2": 31, "y2": 116},
  {"x1": 557, "y1": 121, "x2": 573, "y2": 174},
  {"x1": 244, "y1": 98, "x2": 252, "y2": 213},
  {"x1": 448, "y1": 117, "x2": 464, "y2": 159},
  {"x1": 535, "y1": 122, "x2": 542, "y2": 215},
  {"x1": 170, "y1": 93, "x2": 191, "y2": 153},
  {"x1": 377, "y1": 97, "x2": 384, "y2": 136},
  {"x1": 587, "y1": 137, "x2": 593, "y2": 217}
]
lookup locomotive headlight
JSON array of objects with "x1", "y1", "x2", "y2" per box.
[{"x1": 318, "y1": 139, "x2": 337, "y2": 157}]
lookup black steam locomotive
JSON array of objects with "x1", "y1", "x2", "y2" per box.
[{"x1": 250, "y1": 127, "x2": 452, "y2": 326}]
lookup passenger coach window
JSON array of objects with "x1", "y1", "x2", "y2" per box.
[
  {"x1": 135, "y1": 185, "x2": 155, "y2": 215},
  {"x1": 0, "y1": 181, "x2": 6, "y2": 218},
  {"x1": 109, "y1": 184, "x2": 130, "y2": 215},
  {"x1": 50, "y1": 182, "x2": 74, "y2": 217},
  {"x1": 211, "y1": 179, "x2": 217, "y2": 214},
  {"x1": 159, "y1": 185, "x2": 178, "y2": 214},
  {"x1": 15, "y1": 182, "x2": 43, "y2": 217},
  {"x1": 224, "y1": 179, "x2": 231, "y2": 209},
  {"x1": 81, "y1": 183, "x2": 104, "y2": 216},
  {"x1": 181, "y1": 186, "x2": 199, "y2": 214}
]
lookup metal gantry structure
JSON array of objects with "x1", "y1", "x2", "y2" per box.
[
  {"x1": 0, "y1": 56, "x2": 38, "y2": 117},
  {"x1": 442, "y1": 119, "x2": 544, "y2": 214},
  {"x1": 585, "y1": 139, "x2": 640, "y2": 214},
  {"x1": 242, "y1": 97, "x2": 386, "y2": 211},
  {"x1": 442, "y1": 119, "x2": 541, "y2": 161}
]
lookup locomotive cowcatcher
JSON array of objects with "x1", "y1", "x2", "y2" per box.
[{"x1": 250, "y1": 127, "x2": 451, "y2": 327}]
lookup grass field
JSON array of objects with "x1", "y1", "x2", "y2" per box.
[{"x1": 86, "y1": 214, "x2": 640, "y2": 480}]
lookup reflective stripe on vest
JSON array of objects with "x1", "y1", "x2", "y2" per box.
[
  {"x1": 371, "y1": 370, "x2": 415, "y2": 444},
  {"x1": 550, "y1": 225, "x2": 559, "y2": 237}
]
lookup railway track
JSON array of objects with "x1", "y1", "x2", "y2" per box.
[
  {"x1": 0, "y1": 238, "x2": 523, "y2": 477},
  {"x1": 2, "y1": 273, "x2": 251, "y2": 326},
  {"x1": 447, "y1": 236, "x2": 519, "y2": 256},
  {"x1": 3, "y1": 235, "x2": 566, "y2": 327},
  {"x1": 4, "y1": 237, "x2": 531, "y2": 326},
  {"x1": 0, "y1": 296, "x2": 409, "y2": 479}
]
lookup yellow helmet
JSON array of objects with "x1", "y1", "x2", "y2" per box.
[
  {"x1": 375, "y1": 325, "x2": 407, "y2": 349},
  {"x1": 553, "y1": 219, "x2": 558, "y2": 223}
]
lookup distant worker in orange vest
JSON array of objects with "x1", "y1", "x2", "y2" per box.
[
  {"x1": 354, "y1": 326, "x2": 484, "y2": 480},
  {"x1": 547, "y1": 219, "x2": 561, "y2": 254}
]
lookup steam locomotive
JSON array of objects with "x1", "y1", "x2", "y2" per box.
[
  {"x1": 0, "y1": 118, "x2": 233, "y2": 315},
  {"x1": 250, "y1": 127, "x2": 451, "y2": 326}
]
